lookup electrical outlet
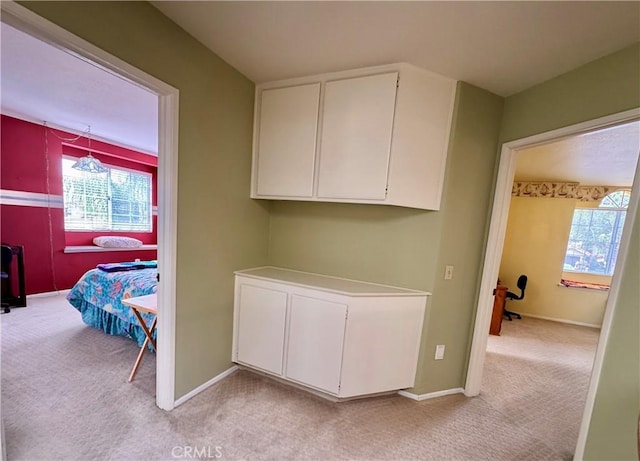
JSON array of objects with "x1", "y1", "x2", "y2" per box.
[
  {"x1": 435, "y1": 344, "x2": 445, "y2": 360},
  {"x1": 444, "y1": 265, "x2": 454, "y2": 280}
]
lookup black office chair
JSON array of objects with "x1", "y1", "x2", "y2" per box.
[
  {"x1": 504, "y1": 274, "x2": 527, "y2": 321},
  {"x1": 1, "y1": 244, "x2": 27, "y2": 314},
  {"x1": 1, "y1": 246, "x2": 14, "y2": 314}
]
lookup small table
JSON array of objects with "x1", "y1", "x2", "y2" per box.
[{"x1": 122, "y1": 293, "x2": 157, "y2": 382}]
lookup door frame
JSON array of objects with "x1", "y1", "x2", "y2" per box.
[
  {"x1": 464, "y1": 107, "x2": 640, "y2": 458},
  {"x1": 1, "y1": 2, "x2": 179, "y2": 411}
]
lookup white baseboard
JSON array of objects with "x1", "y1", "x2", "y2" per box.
[
  {"x1": 398, "y1": 387, "x2": 464, "y2": 401},
  {"x1": 520, "y1": 313, "x2": 601, "y2": 329},
  {"x1": 174, "y1": 365, "x2": 239, "y2": 407},
  {"x1": 26, "y1": 289, "x2": 71, "y2": 300}
]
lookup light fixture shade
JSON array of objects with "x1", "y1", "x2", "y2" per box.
[{"x1": 72, "y1": 154, "x2": 108, "y2": 174}]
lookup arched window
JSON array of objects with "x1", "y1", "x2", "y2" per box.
[{"x1": 563, "y1": 190, "x2": 631, "y2": 276}]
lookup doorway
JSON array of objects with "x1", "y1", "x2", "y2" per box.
[
  {"x1": 465, "y1": 108, "x2": 640, "y2": 457},
  {"x1": 1, "y1": 2, "x2": 179, "y2": 411}
]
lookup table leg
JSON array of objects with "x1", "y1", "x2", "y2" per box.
[
  {"x1": 132, "y1": 309, "x2": 157, "y2": 350},
  {"x1": 128, "y1": 315, "x2": 157, "y2": 382}
]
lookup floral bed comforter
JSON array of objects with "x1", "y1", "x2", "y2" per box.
[{"x1": 66, "y1": 266, "x2": 158, "y2": 344}]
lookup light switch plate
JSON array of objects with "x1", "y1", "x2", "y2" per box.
[{"x1": 444, "y1": 265, "x2": 454, "y2": 280}]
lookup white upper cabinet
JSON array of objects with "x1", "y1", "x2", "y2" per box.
[
  {"x1": 317, "y1": 73, "x2": 398, "y2": 200},
  {"x1": 254, "y1": 83, "x2": 320, "y2": 197},
  {"x1": 251, "y1": 63, "x2": 457, "y2": 210}
]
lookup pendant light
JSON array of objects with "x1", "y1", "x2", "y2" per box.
[{"x1": 71, "y1": 125, "x2": 108, "y2": 173}]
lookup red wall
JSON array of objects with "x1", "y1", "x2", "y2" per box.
[{"x1": 1, "y1": 115, "x2": 158, "y2": 294}]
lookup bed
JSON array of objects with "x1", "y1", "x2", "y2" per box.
[{"x1": 66, "y1": 263, "x2": 158, "y2": 346}]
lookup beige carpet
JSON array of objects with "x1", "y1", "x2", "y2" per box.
[
  {"x1": 2, "y1": 294, "x2": 598, "y2": 460},
  {"x1": 483, "y1": 317, "x2": 599, "y2": 460}
]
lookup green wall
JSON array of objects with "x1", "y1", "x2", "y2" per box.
[
  {"x1": 416, "y1": 84, "x2": 504, "y2": 392},
  {"x1": 501, "y1": 43, "x2": 640, "y2": 143},
  {"x1": 583, "y1": 205, "x2": 639, "y2": 460},
  {"x1": 500, "y1": 42, "x2": 640, "y2": 460},
  {"x1": 20, "y1": 1, "x2": 270, "y2": 398},
  {"x1": 268, "y1": 82, "x2": 505, "y2": 394}
]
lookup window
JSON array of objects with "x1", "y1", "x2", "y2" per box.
[
  {"x1": 563, "y1": 190, "x2": 630, "y2": 275},
  {"x1": 62, "y1": 157, "x2": 152, "y2": 232}
]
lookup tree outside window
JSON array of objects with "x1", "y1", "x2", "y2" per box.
[{"x1": 563, "y1": 190, "x2": 630, "y2": 276}]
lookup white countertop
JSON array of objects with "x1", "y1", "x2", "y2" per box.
[{"x1": 235, "y1": 266, "x2": 430, "y2": 297}]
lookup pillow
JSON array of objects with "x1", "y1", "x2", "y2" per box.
[{"x1": 93, "y1": 236, "x2": 143, "y2": 249}]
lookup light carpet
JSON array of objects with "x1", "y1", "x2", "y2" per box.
[{"x1": 2, "y1": 294, "x2": 598, "y2": 460}]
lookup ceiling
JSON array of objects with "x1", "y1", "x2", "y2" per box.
[
  {"x1": 0, "y1": 23, "x2": 158, "y2": 155},
  {"x1": 515, "y1": 121, "x2": 640, "y2": 187},
  {"x1": 152, "y1": 1, "x2": 640, "y2": 96},
  {"x1": 1, "y1": 2, "x2": 639, "y2": 182}
]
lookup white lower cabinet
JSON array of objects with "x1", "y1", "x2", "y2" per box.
[
  {"x1": 286, "y1": 295, "x2": 347, "y2": 394},
  {"x1": 233, "y1": 267, "x2": 429, "y2": 399},
  {"x1": 235, "y1": 284, "x2": 287, "y2": 375}
]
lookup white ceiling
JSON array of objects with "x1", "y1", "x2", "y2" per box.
[
  {"x1": 152, "y1": 1, "x2": 640, "y2": 96},
  {"x1": 0, "y1": 23, "x2": 158, "y2": 155},
  {"x1": 515, "y1": 121, "x2": 640, "y2": 187}
]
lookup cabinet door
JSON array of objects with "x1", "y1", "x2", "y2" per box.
[
  {"x1": 255, "y1": 83, "x2": 320, "y2": 197},
  {"x1": 236, "y1": 284, "x2": 288, "y2": 375},
  {"x1": 317, "y1": 72, "x2": 398, "y2": 200},
  {"x1": 285, "y1": 295, "x2": 347, "y2": 394}
]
